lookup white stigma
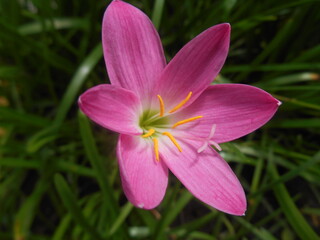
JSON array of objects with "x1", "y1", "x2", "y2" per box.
[{"x1": 197, "y1": 124, "x2": 221, "y2": 153}]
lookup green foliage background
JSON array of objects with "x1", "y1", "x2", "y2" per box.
[{"x1": 0, "y1": 0, "x2": 320, "y2": 239}]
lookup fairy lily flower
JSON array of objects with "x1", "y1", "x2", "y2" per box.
[{"x1": 78, "y1": 0, "x2": 280, "y2": 215}]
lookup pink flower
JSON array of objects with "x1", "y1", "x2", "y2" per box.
[{"x1": 78, "y1": 0, "x2": 280, "y2": 215}]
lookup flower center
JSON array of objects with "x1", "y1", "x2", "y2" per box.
[{"x1": 139, "y1": 92, "x2": 203, "y2": 161}]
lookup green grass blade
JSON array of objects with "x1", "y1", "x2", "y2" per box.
[
  {"x1": 271, "y1": 118, "x2": 320, "y2": 128},
  {"x1": 108, "y1": 202, "x2": 134, "y2": 236},
  {"x1": 152, "y1": 0, "x2": 165, "y2": 29},
  {"x1": 13, "y1": 179, "x2": 49, "y2": 240},
  {"x1": 269, "y1": 152, "x2": 320, "y2": 240},
  {"x1": 0, "y1": 107, "x2": 50, "y2": 128},
  {"x1": 54, "y1": 43, "x2": 103, "y2": 126},
  {"x1": 26, "y1": 44, "x2": 103, "y2": 153},
  {"x1": 154, "y1": 191, "x2": 193, "y2": 239},
  {"x1": 78, "y1": 111, "x2": 123, "y2": 236},
  {"x1": 234, "y1": 217, "x2": 278, "y2": 240},
  {"x1": 54, "y1": 174, "x2": 105, "y2": 240},
  {"x1": 52, "y1": 214, "x2": 72, "y2": 240},
  {"x1": 170, "y1": 212, "x2": 217, "y2": 238},
  {"x1": 18, "y1": 18, "x2": 88, "y2": 35},
  {"x1": 222, "y1": 63, "x2": 320, "y2": 73},
  {"x1": 273, "y1": 94, "x2": 320, "y2": 111}
]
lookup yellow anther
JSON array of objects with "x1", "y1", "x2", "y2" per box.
[
  {"x1": 142, "y1": 129, "x2": 155, "y2": 138},
  {"x1": 172, "y1": 116, "x2": 203, "y2": 128},
  {"x1": 162, "y1": 132, "x2": 182, "y2": 152},
  {"x1": 153, "y1": 138, "x2": 159, "y2": 161},
  {"x1": 169, "y1": 92, "x2": 192, "y2": 113},
  {"x1": 157, "y1": 95, "x2": 165, "y2": 117}
]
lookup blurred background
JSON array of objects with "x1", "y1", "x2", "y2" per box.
[{"x1": 0, "y1": 0, "x2": 320, "y2": 239}]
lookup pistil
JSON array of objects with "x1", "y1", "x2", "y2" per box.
[{"x1": 197, "y1": 124, "x2": 222, "y2": 153}]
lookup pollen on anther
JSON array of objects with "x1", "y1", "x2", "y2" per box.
[
  {"x1": 169, "y1": 91, "x2": 192, "y2": 113},
  {"x1": 172, "y1": 116, "x2": 203, "y2": 128},
  {"x1": 162, "y1": 132, "x2": 182, "y2": 152},
  {"x1": 153, "y1": 138, "x2": 159, "y2": 161},
  {"x1": 157, "y1": 95, "x2": 165, "y2": 117},
  {"x1": 142, "y1": 129, "x2": 155, "y2": 138}
]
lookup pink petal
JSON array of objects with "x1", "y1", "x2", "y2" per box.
[
  {"x1": 117, "y1": 134, "x2": 168, "y2": 209},
  {"x1": 154, "y1": 23, "x2": 230, "y2": 111},
  {"x1": 171, "y1": 84, "x2": 280, "y2": 143},
  {"x1": 78, "y1": 84, "x2": 142, "y2": 135},
  {"x1": 159, "y1": 139, "x2": 246, "y2": 215},
  {"x1": 103, "y1": 0, "x2": 166, "y2": 103}
]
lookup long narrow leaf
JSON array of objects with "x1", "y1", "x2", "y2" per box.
[
  {"x1": 269, "y1": 152, "x2": 320, "y2": 240},
  {"x1": 54, "y1": 174, "x2": 105, "y2": 240}
]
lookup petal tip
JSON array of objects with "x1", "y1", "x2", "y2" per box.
[
  {"x1": 137, "y1": 203, "x2": 144, "y2": 208},
  {"x1": 77, "y1": 95, "x2": 82, "y2": 106},
  {"x1": 77, "y1": 94, "x2": 86, "y2": 112},
  {"x1": 271, "y1": 95, "x2": 282, "y2": 108},
  {"x1": 222, "y1": 22, "x2": 231, "y2": 29},
  {"x1": 228, "y1": 206, "x2": 247, "y2": 216},
  {"x1": 218, "y1": 22, "x2": 231, "y2": 34},
  {"x1": 135, "y1": 202, "x2": 158, "y2": 210},
  {"x1": 224, "y1": 190, "x2": 247, "y2": 216},
  {"x1": 107, "y1": 0, "x2": 126, "y2": 12},
  {"x1": 228, "y1": 203, "x2": 247, "y2": 216},
  {"x1": 111, "y1": 0, "x2": 123, "y2": 4}
]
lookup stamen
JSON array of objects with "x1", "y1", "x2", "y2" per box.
[
  {"x1": 153, "y1": 138, "x2": 159, "y2": 161},
  {"x1": 172, "y1": 116, "x2": 203, "y2": 128},
  {"x1": 157, "y1": 95, "x2": 165, "y2": 117},
  {"x1": 162, "y1": 132, "x2": 182, "y2": 152},
  {"x1": 142, "y1": 129, "x2": 155, "y2": 138},
  {"x1": 169, "y1": 92, "x2": 192, "y2": 113}
]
